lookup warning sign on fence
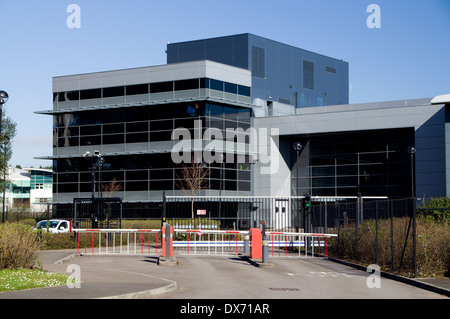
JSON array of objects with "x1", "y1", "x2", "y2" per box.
[{"x1": 197, "y1": 209, "x2": 206, "y2": 216}]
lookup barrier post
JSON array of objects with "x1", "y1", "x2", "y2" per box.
[
  {"x1": 244, "y1": 233, "x2": 250, "y2": 255},
  {"x1": 160, "y1": 223, "x2": 176, "y2": 266},
  {"x1": 162, "y1": 224, "x2": 166, "y2": 258},
  {"x1": 262, "y1": 235, "x2": 269, "y2": 264},
  {"x1": 250, "y1": 228, "x2": 262, "y2": 261}
]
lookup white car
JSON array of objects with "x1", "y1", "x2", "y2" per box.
[{"x1": 34, "y1": 219, "x2": 71, "y2": 234}]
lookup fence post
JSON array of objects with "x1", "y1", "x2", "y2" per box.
[{"x1": 413, "y1": 198, "x2": 417, "y2": 278}]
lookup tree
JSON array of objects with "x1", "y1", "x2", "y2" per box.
[
  {"x1": 0, "y1": 114, "x2": 17, "y2": 222},
  {"x1": 176, "y1": 157, "x2": 210, "y2": 219},
  {"x1": 101, "y1": 178, "x2": 123, "y2": 198},
  {"x1": 0, "y1": 116, "x2": 17, "y2": 188}
]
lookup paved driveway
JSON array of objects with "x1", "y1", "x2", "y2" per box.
[{"x1": 151, "y1": 256, "x2": 447, "y2": 299}]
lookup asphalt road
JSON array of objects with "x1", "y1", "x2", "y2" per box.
[
  {"x1": 0, "y1": 251, "x2": 447, "y2": 302},
  {"x1": 150, "y1": 256, "x2": 447, "y2": 299}
]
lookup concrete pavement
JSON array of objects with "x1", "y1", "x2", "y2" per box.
[{"x1": 0, "y1": 250, "x2": 448, "y2": 299}]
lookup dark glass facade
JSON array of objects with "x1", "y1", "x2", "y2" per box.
[
  {"x1": 52, "y1": 101, "x2": 252, "y2": 195},
  {"x1": 291, "y1": 128, "x2": 415, "y2": 198}
]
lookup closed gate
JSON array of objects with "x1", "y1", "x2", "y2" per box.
[{"x1": 73, "y1": 197, "x2": 122, "y2": 229}]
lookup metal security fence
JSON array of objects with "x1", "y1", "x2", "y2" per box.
[
  {"x1": 162, "y1": 195, "x2": 390, "y2": 232},
  {"x1": 73, "y1": 197, "x2": 122, "y2": 229}
]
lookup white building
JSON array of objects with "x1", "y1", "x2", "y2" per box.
[{"x1": 4, "y1": 167, "x2": 52, "y2": 214}]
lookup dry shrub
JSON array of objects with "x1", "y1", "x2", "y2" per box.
[
  {"x1": 329, "y1": 216, "x2": 450, "y2": 277},
  {"x1": 0, "y1": 223, "x2": 41, "y2": 270}
]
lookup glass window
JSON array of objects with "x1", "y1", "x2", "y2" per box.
[
  {"x1": 150, "y1": 81, "x2": 173, "y2": 93},
  {"x1": 210, "y1": 79, "x2": 223, "y2": 91},
  {"x1": 58, "y1": 91, "x2": 79, "y2": 102},
  {"x1": 238, "y1": 85, "x2": 251, "y2": 97},
  {"x1": 126, "y1": 181, "x2": 148, "y2": 191},
  {"x1": 326, "y1": 66, "x2": 336, "y2": 74},
  {"x1": 200, "y1": 78, "x2": 210, "y2": 89},
  {"x1": 126, "y1": 84, "x2": 148, "y2": 95},
  {"x1": 126, "y1": 121, "x2": 148, "y2": 133},
  {"x1": 126, "y1": 132, "x2": 148, "y2": 143},
  {"x1": 150, "y1": 119, "x2": 173, "y2": 131},
  {"x1": 103, "y1": 134, "x2": 124, "y2": 145},
  {"x1": 58, "y1": 183, "x2": 78, "y2": 193},
  {"x1": 149, "y1": 130, "x2": 173, "y2": 142},
  {"x1": 224, "y1": 82, "x2": 237, "y2": 94},
  {"x1": 102, "y1": 109, "x2": 124, "y2": 124},
  {"x1": 303, "y1": 60, "x2": 314, "y2": 90},
  {"x1": 80, "y1": 135, "x2": 101, "y2": 146},
  {"x1": 103, "y1": 123, "x2": 124, "y2": 134},
  {"x1": 103, "y1": 86, "x2": 124, "y2": 98},
  {"x1": 209, "y1": 104, "x2": 223, "y2": 117},
  {"x1": 150, "y1": 180, "x2": 173, "y2": 191},
  {"x1": 80, "y1": 125, "x2": 101, "y2": 136},
  {"x1": 223, "y1": 106, "x2": 237, "y2": 120},
  {"x1": 80, "y1": 88, "x2": 101, "y2": 100},
  {"x1": 175, "y1": 79, "x2": 199, "y2": 91},
  {"x1": 237, "y1": 108, "x2": 251, "y2": 122},
  {"x1": 150, "y1": 169, "x2": 173, "y2": 180},
  {"x1": 126, "y1": 170, "x2": 149, "y2": 181}
]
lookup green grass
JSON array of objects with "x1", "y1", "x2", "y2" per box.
[{"x1": 0, "y1": 268, "x2": 74, "y2": 292}]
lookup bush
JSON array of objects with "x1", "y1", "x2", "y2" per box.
[
  {"x1": 418, "y1": 197, "x2": 450, "y2": 223},
  {"x1": 329, "y1": 216, "x2": 450, "y2": 277},
  {"x1": 0, "y1": 223, "x2": 41, "y2": 270}
]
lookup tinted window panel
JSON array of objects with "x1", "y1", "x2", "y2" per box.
[
  {"x1": 210, "y1": 79, "x2": 223, "y2": 91},
  {"x1": 127, "y1": 121, "x2": 149, "y2": 133},
  {"x1": 126, "y1": 84, "x2": 148, "y2": 95},
  {"x1": 103, "y1": 134, "x2": 124, "y2": 145},
  {"x1": 80, "y1": 135, "x2": 101, "y2": 146},
  {"x1": 175, "y1": 79, "x2": 199, "y2": 91},
  {"x1": 126, "y1": 132, "x2": 148, "y2": 143},
  {"x1": 80, "y1": 88, "x2": 101, "y2": 100},
  {"x1": 58, "y1": 91, "x2": 79, "y2": 102},
  {"x1": 103, "y1": 123, "x2": 124, "y2": 134},
  {"x1": 224, "y1": 82, "x2": 237, "y2": 94},
  {"x1": 200, "y1": 78, "x2": 209, "y2": 89},
  {"x1": 238, "y1": 85, "x2": 251, "y2": 97},
  {"x1": 103, "y1": 86, "x2": 124, "y2": 98},
  {"x1": 150, "y1": 81, "x2": 173, "y2": 93}
]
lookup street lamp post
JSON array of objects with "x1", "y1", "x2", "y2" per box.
[
  {"x1": 83, "y1": 150, "x2": 103, "y2": 228},
  {"x1": 408, "y1": 146, "x2": 417, "y2": 278},
  {"x1": 293, "y1": 142, "x2": 303, "y2": 232},
  {"x1": 0, "y1": 91, "x2": 9, "y2": 223},
  {"x1": 0, "y1": 90, "x2": 9, "y2": 135},
  {"x1": 2, "y1": 137, "x2": 9, "y2": 223}
]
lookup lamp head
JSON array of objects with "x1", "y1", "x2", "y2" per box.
[
  {"x1": 0, "y1": 91, "x2": 9, "y2": 105},
  {"x1": 293, "y1": 141, "x2": 303, "y2": 151}
]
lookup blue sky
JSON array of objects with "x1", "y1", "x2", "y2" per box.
[{"x1": 0, "y1": 0, "x2": 449, "y2": 168}]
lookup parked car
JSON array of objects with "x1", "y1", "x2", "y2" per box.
[{"x1": 33, "y1": 219, "x2": 71, "y2": 234}]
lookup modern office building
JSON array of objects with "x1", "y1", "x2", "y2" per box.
[
  {"x1": 167, "y1": 33, "x2": 349, "y2": 116},
  {"x1": 5, "y1": 167, "x2": 52, "y2": 213},
  {"x1": 36, "y1": 33, "x2": 450, "y2": 220}
]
